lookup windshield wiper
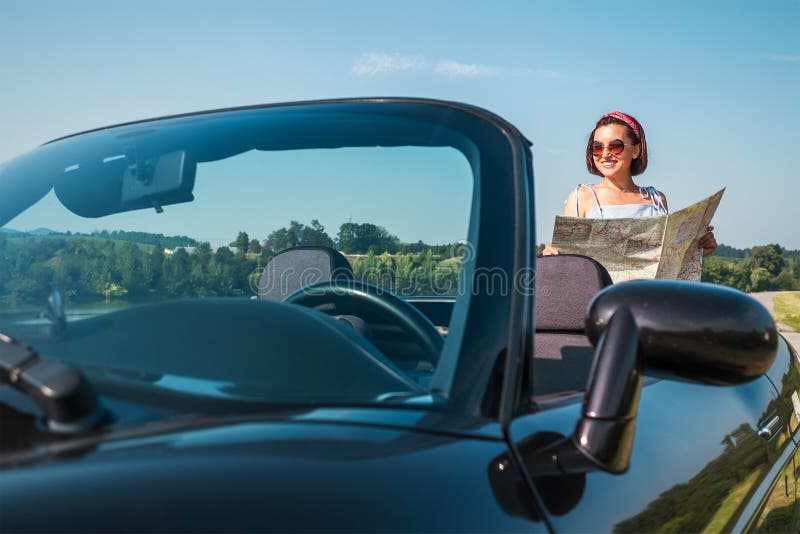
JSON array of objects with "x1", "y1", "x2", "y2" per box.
[{"x1": 0, "y1": 333, "x2": 105, "y2": 433}]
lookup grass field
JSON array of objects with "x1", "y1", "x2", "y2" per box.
[{"x1": 774, "y1": 291, "x2": 800, "y2": 331}]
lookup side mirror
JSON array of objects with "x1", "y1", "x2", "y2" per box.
[
  {"x1": 528, "y1": 280, "x2": 778, "y2": 476},
  {"x1": 586, "y1": 280, "x2": 778, "y2": 385}
]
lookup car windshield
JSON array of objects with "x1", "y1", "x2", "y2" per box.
[{"x1": 0, "y1": 103, "x2": 477, "y2": 409}]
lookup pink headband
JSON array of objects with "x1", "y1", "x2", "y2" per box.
[{"x1": 602, "y1": 111, "x2": 641, "y2": 142}]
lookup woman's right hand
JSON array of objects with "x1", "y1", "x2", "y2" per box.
[{"x1": 542, "y1": 244, "x2": 559, "y2": 256}]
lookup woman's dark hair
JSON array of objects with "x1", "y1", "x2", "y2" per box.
[{"x1": 585, "y1": 114, "x2": 648, "y2": 177}]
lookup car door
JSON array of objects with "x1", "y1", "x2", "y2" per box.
[
  {"x1": 743, "y1": 334, "x2": 800, "y2": 532},
  {"x1": 508, "y1": 334, "x2": 800, "y2": 532}
]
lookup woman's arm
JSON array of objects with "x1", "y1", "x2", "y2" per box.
[
  {"x1": 699, "y1": 225, "x2": 717, "y2": 256},
  {"x1": 562, "y1": 188, "x2": 582, "y2": 217},
  {"x1": 542, "y1": 188, "x2": 582, "y2": 255}
]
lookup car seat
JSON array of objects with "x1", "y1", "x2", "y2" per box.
[
  {"x1": 257, "y1": 246, "x2": 354, "y2": 301},
  {"x1": 533, "y1": 254, "x2": 613, "y2": 396}
]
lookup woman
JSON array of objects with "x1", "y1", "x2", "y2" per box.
[{"x1": 542, "y1": 111, "x2": 717, "y2": 256}]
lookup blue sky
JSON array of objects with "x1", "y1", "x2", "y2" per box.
[{"x1": 1, "y1": 0, "x2": 798, "y2": 248}]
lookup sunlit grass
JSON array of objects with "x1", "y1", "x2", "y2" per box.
[
  {"x1": 753, "y1": 461, "x2": 796, "y2": 531},
  {"x1": 700, "y1": 468, "x2": 764, "y2": 533},
  {"x1": 774, "y1": 292, "x2": 800, "y2": 331}
]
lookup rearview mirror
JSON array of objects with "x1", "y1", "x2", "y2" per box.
[{"x1": 55, "y1": 149, "x2": 196, "y2": 218}]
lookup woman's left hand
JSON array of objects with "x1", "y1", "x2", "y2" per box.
[{"x1": 699, "y1": 225, "x2": 717, "y2": 256}]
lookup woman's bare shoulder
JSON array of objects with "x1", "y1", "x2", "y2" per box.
[{"x1": 563, "y1": 184, "x2": 596, "y2": 217}]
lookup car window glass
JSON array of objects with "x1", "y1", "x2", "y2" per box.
[
  {"x1": 5, "y1": 146, "x2": 471, "y2": 300},
  {"x1": 0, "y1": 112, "x2": 475, "y2": 408}
]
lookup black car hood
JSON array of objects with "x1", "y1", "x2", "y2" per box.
[{"x1": 0, "y1": 412, "x2": 543, "y2": 532}]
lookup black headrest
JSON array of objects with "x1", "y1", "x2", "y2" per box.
[
  {"x1": 257, "y1": 246, "x2": 354, "y2": 301},
  {"x1": 535, "y1": 254, "x2": 613, "y2": 331}
]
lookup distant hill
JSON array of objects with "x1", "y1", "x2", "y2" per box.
[
  {"x1": 714, "y1": 244, "x2": 751, "y2": 259},
  {"x1": 3, "y1": 229, "x2": 200, "y2": 249},
  {"x1": 3, "y1": 227, "x2": 58, "y2": 236},
  {"x1": 29, "y1": 227, "x2": 58, "y2": 236},
  {"x1": 87, "y1": 230, "x2": 199, "y2": 249}
]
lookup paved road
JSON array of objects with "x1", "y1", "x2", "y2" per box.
[{"x1": 750, "y1": 291, "x2": 800, "y2": 353}]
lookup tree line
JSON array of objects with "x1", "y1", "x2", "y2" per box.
[
  {"x1": 15, "y1": 229, "x2": 200, "y2": 250},
  {"x1": 534, "y1": 241, "x2": 800, "y2": 292},
  {"x1": 236, "y1": 219, "x2": 457, "y2": 256},
  {"x1": 0, "y1": 235, "x2": 254, "y2": 302},
  {"x1": 0, "y1": 220, "x2": 464, "y2": 303},
  {"x1": 5, "y1": 218, "x2": 793, "y2": 305},
  {"x1": 702, "y1": 244, "x2": 800, "y2": 291}
]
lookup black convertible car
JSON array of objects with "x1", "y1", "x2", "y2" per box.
[{"x1": 0, "y1": 98, "x2": 798, "y2": 532}]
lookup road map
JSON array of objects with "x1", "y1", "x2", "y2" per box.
[{"x1": 551, "y1": 188, "x2": 725, "y2": 283}]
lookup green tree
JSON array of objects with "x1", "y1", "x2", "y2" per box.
[
  {"x1": 749, "y1": 266, "x2": 772, "y2": 292},
  {"x1": 208, "y1": 246, "x2": 236, "y2": 295},
  {"x1": 189, "y1": 242, "x2": 213, "y2": 295},
  {"x1": 117, "y1": 242, "x2": 146, "y2": 296},
  {"x1": 399, "y1": 240, "x2": 427, "y2": 254},
  {"x1": 195, "y1": 242, "x2": 212, "y2": 265},
  {"x1": 263, "y1": 221, "x2": 301, "y2": 253},
  {"x1": 702, "y1": 257, "x2": 752, "y2": 291},
  {"x1": 52, "y1": 251, "x2": 83, "y2": 299},
  {"x1": 6, "y1": 263, "x2": 52, "y2": 301},
  {"x1": 231, "y1": 231, "x2": 250, "y2": 254},
  {"x1": 263, "y1": 220, "x2": 335, "y2": 254},
  {"x1": 750, "y1": 244, "x2": 785, "y2": 278},
  {"x1": 161, "y1": 248, "x2": 192, "y2": 296},
  {"x1": 433, "y1": 257, "x2": 461, "y2": 296},
  {"x1": 300, "y1": 219, "x2": 335, "y2": 248},
  {"x1": 101, "y1": 282, "x2": 127, "y2": 300},
  {"x1": 773, "y1": 269, "x2": 799, "y2": 290},
  {"x1": 394, "y1": 253, "x2": 415, "y2": 295},
  {"x1": 146, "y1": 245, "x2": 165, "y2": 291},
  {"x1": 337, "y1": 222, "x2": 398, "y2": 254}
]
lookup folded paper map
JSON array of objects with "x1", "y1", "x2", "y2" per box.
[{"x1": 551, "y1": 188, "x2": 724, "y2": 283}]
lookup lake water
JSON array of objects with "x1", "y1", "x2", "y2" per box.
[{"x1": 0, "y1": 300, "x2": 136, "y2": 325}]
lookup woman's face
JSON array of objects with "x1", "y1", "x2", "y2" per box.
[{"x1": 592, "y1": 124, "x2": 641, "y2": 180}]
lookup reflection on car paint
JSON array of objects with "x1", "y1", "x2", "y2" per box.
[
  {"x1": 746, "y1": 451, "x2": 800, "y2": 532},
  {"x1": 153, "y1": 374, "x2": 238, "y2": 398},
  {"x1": 511, "y1": 372, "x2": 781, "y2": 531}
]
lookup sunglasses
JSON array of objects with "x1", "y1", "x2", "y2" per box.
[{"x1": 591, "y1": 139, "x2": 632, "y2": 157}]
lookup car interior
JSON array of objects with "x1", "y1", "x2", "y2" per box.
[
  {"x1": 257, "y1": 246, "x2": 442, "y2": 388},
  {"x1": 261, "y1": 246, "x2": 611, "y2": 397},
  {"x1": 532, "y1": 254, "x2": 613, "y2": 396}
]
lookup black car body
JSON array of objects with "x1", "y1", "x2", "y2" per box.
[{"x1": 0, "y1": 98, "x2": 798, "y2": 532}]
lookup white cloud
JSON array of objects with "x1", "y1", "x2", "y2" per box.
[
  {"x1": 432, "y1": 60, "x2": 589, "y2": 81},
  {"x1": 529, "y1": 68, "x2": 566, "y2": 80},
  {"x1": 351, "y1": 52, "x2": 426, "y2": 77},
  {"x1": 434, "y1": 60, "x2": 497, "y2": 78},
  {"x1": 763, "y1": 54, "x2": 800, "y2": 62},
  {"x1": 350, "y1": 51, "x2": 595, "y2": 83}
]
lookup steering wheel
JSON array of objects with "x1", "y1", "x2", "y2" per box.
[{"x1": 284, "y1": 280, "x2": 443, "y2": 366}]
